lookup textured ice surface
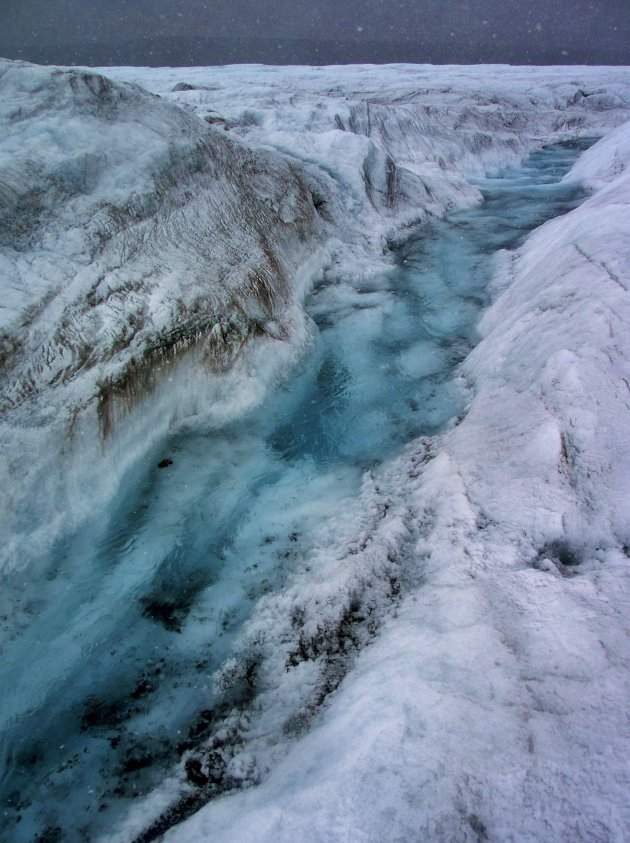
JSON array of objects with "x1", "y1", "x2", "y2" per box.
[
  {"x1": 2, "y1": 62, "x2": 630, "y2": 842},
  {"x1": 0, "y1": 141, "x2": 604, "y2": 841},
  {"x1": 2, "y1": 61, "x2": 630, "y2": 575}
]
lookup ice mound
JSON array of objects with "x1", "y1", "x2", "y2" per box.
[{"x1": 0, "y1": 60, "x2": 324, "y2": 572}]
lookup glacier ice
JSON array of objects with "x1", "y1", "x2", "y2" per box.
[{"x1": 1, "y1": 59, "x2": 630, "y2": 842}]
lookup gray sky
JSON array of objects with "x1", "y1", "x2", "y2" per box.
[{"x1": 0, "y1": 0, "x2": 628, "y2": 65}]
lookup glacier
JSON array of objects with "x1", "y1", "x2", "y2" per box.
[{"x1": 1, "y1": 60, "x2": 630, "y2": 842}]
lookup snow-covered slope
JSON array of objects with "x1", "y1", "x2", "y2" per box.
[{"x1": 2, "y1": 60, "x2": 630, "y2": 842}]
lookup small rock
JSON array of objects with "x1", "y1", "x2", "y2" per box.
[
  {"x1": 157, "y1": 458, "x2": 173, "y2": 469},
  {"x1": 185, "y1": 757, "x2": 209, "y2": 787}
]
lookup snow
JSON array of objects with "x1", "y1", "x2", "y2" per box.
[{"x1": 2, "y1": 59, "x2": 630, "y2": 842}]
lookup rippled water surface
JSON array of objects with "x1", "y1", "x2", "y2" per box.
[{"x1": 0, "y1": 140, "x2": 594, "y2": 842}]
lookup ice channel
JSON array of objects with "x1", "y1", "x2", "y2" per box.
[{"x1": 0, "y1": 140, "x2": 594, "y2": 842}]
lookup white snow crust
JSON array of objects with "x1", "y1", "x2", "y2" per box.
[{"x1": 3, "y1": 61, "x2": 630, "y2": 842}]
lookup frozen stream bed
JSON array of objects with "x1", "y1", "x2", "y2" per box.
[{"x1": 0, "y1": 141, "x2": 594, "y2": 842}]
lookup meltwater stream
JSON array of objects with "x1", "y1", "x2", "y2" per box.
[{"x1": 0, "y1": 141, "x2": 593, "y2": 842}]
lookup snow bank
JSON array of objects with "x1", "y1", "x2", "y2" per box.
[{"x1": 563, "y1": 118, "x2": 630, "y2": 191}]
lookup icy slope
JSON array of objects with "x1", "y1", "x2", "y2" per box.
[
  {"x1": 0, "y1": 62, "x2": 322, "y2": 402},
  {"x1": 0, "y1": 60, "x2": 325, "y2": 572},
  {"x1": 143, "y1": 119, "x2": 630, "y2": 843}
]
